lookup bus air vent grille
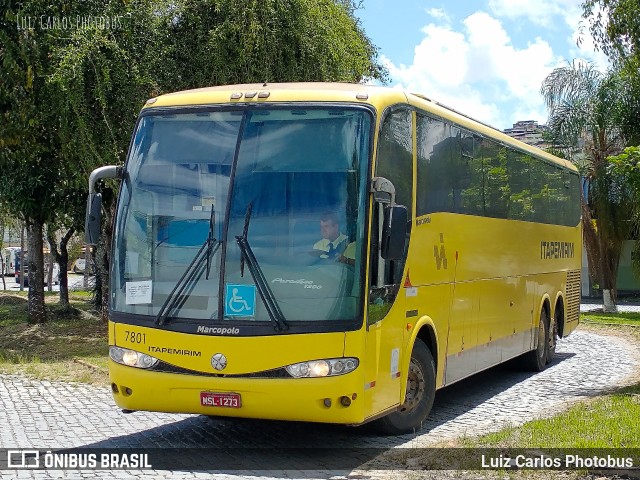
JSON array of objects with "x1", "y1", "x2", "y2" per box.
[{"x1": 565, "y1": 269, "x2": 581, "y2": 324}]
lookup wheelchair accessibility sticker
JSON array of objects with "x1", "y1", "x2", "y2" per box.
[{"x1": 225, "y1": 284, "x2": 257, "y2": 317}]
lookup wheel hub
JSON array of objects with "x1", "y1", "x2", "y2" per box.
[{"x1": 399, "y1": 357, "x2": 425, "y2": 413}]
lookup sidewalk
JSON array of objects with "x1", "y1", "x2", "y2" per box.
[{"x1": 580, "y1": 298, "x2": 640, "y2": 313}]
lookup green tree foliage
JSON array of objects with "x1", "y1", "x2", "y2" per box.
[
  {"x1": 2, "y1": 0, "x2": 386, "y2": 321},
  {"x1": 541, "y1": 61, "x2": 632, "y2": 310},
  {"x1": 0, "y1": 0, "x2": 72, "y2": 322},
  {"x1": 582, "y1": 0, "x2": 640, "y2": 143},
  {"x1": 608, "y1": 146, "x2": 640, "y2": 275},
  {"x1": 163, "y1": 0, "x2": 387, "y2": 89},
  {"x1": 582, "y1": 0, "x2": 640, "y2": 61},
  {"x1": 53, "y1": 0, "x2": 387, "y2": 172}
]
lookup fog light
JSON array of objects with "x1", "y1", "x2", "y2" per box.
[{"x1": 340, "y1": 396, "x2": 351, "y2": 407}]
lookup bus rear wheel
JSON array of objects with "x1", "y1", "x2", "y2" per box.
[
  {"x1": 547, "y1": 312, "x2": 557, "y2": 365},
  {"x1": 374, "y1": 338, "x2": 435, "y2": 435},
  {"x1": 523, "y1": 309, "x2": 549, "y2": 372}
]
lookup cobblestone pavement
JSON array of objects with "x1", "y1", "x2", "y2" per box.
[{"x1": 0, "y1": 329, "x2": 638, "y2": 479}]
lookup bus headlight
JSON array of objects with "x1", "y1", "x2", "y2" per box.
[
  {"x1": 285, "y1": 358, "x2": 359, "y2": 378},
  {"x1": 109, "y1": 346, "x2": 159, "y2": 369}
]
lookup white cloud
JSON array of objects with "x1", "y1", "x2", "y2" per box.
[
  {"x1": 565, "y1": 6, "x2": 611, "y2": 70},
  {"x1": 425, "y1": 7, "x2": 451, "y2": 24},
  {"x1": 386, "y1": 11, "x2": 564, "y2": 129},
  {"x1": 489, "y1": 0, "x2": 610, "y2": 69},
  {"x1": 488, "y1": 0, "x2": 582, "y2": 29}
]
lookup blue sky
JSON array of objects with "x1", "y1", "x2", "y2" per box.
[{"x1": 355, "y1": 0, "x2": 608, "y2": 130}]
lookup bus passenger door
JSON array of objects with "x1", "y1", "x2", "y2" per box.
[
  {"x1": 363, "y1": 108, "x2": 414, "y2": 420},
  {"x1": 364, "y1": 201, "x2": 410, "y2": 418}
]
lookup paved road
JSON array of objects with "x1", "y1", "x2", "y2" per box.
[
  {"x1": 0, "y1": 273, "x2": 90, "y2": 293},
  {"x1": 0, "y1": 328, "x2": 638, "y2": 479}
]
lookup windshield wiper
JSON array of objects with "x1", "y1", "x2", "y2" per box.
[
  {"x1": 235, "y1": 203, "x2": 289, "y2": 331},
  {"x1": 156, "y1": 208, "x2": 221, "y2": 326},
  {"x1": 206, "y1": 208, "x2": 216, "y2": 279}
]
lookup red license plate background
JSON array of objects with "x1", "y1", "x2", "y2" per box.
[{"x1": 200, "y1": 392, "x2": 242, "y2": 408}]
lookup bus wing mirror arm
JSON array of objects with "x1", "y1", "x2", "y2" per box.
[
  {"x1": 371, "y1": 176, "x2": 396, "y2": 205},
  {"x1": 381, "y1": 205, "x2": 408, "y2": 260},
  {"x1": 85, "y1": 165, "x2": 123, "y2": 246}
]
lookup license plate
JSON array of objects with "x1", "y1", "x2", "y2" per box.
[{"x1": 200, "y1": 392, "x2": 242, "y2": 408}]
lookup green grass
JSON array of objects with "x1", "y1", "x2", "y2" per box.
[
  {"x1": 581, "y1": 311, "x2": 640, "y2": 326},
  {"x1": 457, "y1": 321, "x2": 640, "y2": 450},
  {"x1": 460, "y1": 386, "x2": 640, "y2": 448},
  {"x1": 0, "y1": 291, "x2": 109, "y2": 384}
]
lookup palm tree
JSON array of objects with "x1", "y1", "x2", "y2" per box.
[{"x1": 541, "y1": 61, "x2": 631, "y2": 312}]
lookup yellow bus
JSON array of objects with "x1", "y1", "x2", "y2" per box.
[{"x1": 86, "y1": 83, "x2": 581, "y2": 434}]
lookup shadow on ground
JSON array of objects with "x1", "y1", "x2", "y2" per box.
[{"x1": 71, "y1": 354, "x2": 577, "y2": 476}]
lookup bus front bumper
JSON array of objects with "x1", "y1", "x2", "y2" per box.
[{"x1": 109, "y1": 360, "x2": 365, "y2": 424}]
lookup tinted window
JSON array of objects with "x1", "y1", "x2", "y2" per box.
[
  {"x1": 416, "y1": 112, "x2": 580, "y2": 226},
  {"x1": 369, "y1": 109, "x2": 413, "y2": 324},
  {"x1": 376, "y1": 109, "x2": 413, "y2": 217}
]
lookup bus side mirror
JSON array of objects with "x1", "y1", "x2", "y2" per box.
[
  {"x1": 85, "y1": 193, "x2": 102, "y2": 246},
  {"x1": 85, "y1": 165, "x2": 122, "y2": 246},
  {"x1": 381, "y1": 205, "x2": 408, "y2": 260}
]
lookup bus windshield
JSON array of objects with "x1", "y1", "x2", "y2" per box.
[{"x1": 111, "y1": 107, "x2": 372, "y2": 327}]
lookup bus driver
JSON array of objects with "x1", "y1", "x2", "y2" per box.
[{"x1": 312, "y1": 212, "x2": 348, "y2": 260}]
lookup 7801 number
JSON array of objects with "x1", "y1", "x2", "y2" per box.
[{"x1": 124, "y1": 331, "x2": 146, "y2": 345}]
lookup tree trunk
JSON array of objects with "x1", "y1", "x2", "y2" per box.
[
  {"x1": 581, "y1": 197, "x2": 601, "y2": 293},
  {"x1": 0, "y1": 254, "x2": 5, "y2": 290},
  {"x1": 47, "y1": 251, "x2": 53, "y2": 292},
  {"x1": 582, "y1": 173, "x2": 625, "y2": 311},
  {"x1": 19, "y1": 225, "x2": 25, "y2": 292},
  {"x1": 0, "y1": 222, "x2": 5, "y2": 290},
  {"x1": 47, "y1": 227, "x2": 74, "y2": 306},
  {"x1": 602, "y1": 289, "x2": 617, "y2": 313},
  {"x1": 96, "y1": 199, "x2": 115, "y2": 322},
  {"x1": 26, "y1": 219, "x2": 47, "y2": 323},
  {"x1": 101, "y1": 243, "x2": 110, "y2": 322},
  {"x1": 599, "y1": 230, "x2": 622, "y2": 312},
  {"x1": 58, "y1": 229, "x2": 73, "y2": 306}
]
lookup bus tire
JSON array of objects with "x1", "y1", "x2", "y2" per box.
[
  {"x1": 523, "y1": 309, "x2": 549, "y2": 372},
  {"x1": 546, "y1": 312, "x2": 557, "y2": 365},
  {"x1": 374, "y1": 338, "x2": 435, "y2": 435}
]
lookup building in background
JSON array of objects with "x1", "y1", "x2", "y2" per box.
[
  {"x1": 2, "y1": 222, "x2": 21, "y2": 247},
  {"x1": 503, "y1": 120, "x2": 550, "y2": 148}
]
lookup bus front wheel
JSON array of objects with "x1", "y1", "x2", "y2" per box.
[{"x1": 374, "y1": 338, "x2": 436, "y2": 435}]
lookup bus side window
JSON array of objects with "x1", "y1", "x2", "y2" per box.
[{"x1": 368, "y1": 109, "x2": 413, "y2": 325}]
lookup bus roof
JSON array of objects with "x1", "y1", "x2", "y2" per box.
[
  {"x1": 145, "y1": 82, "x2": 403, "y2": 108},
  {"x1": 144, "y1": 82, "x2": 576, "y2": 173}
]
